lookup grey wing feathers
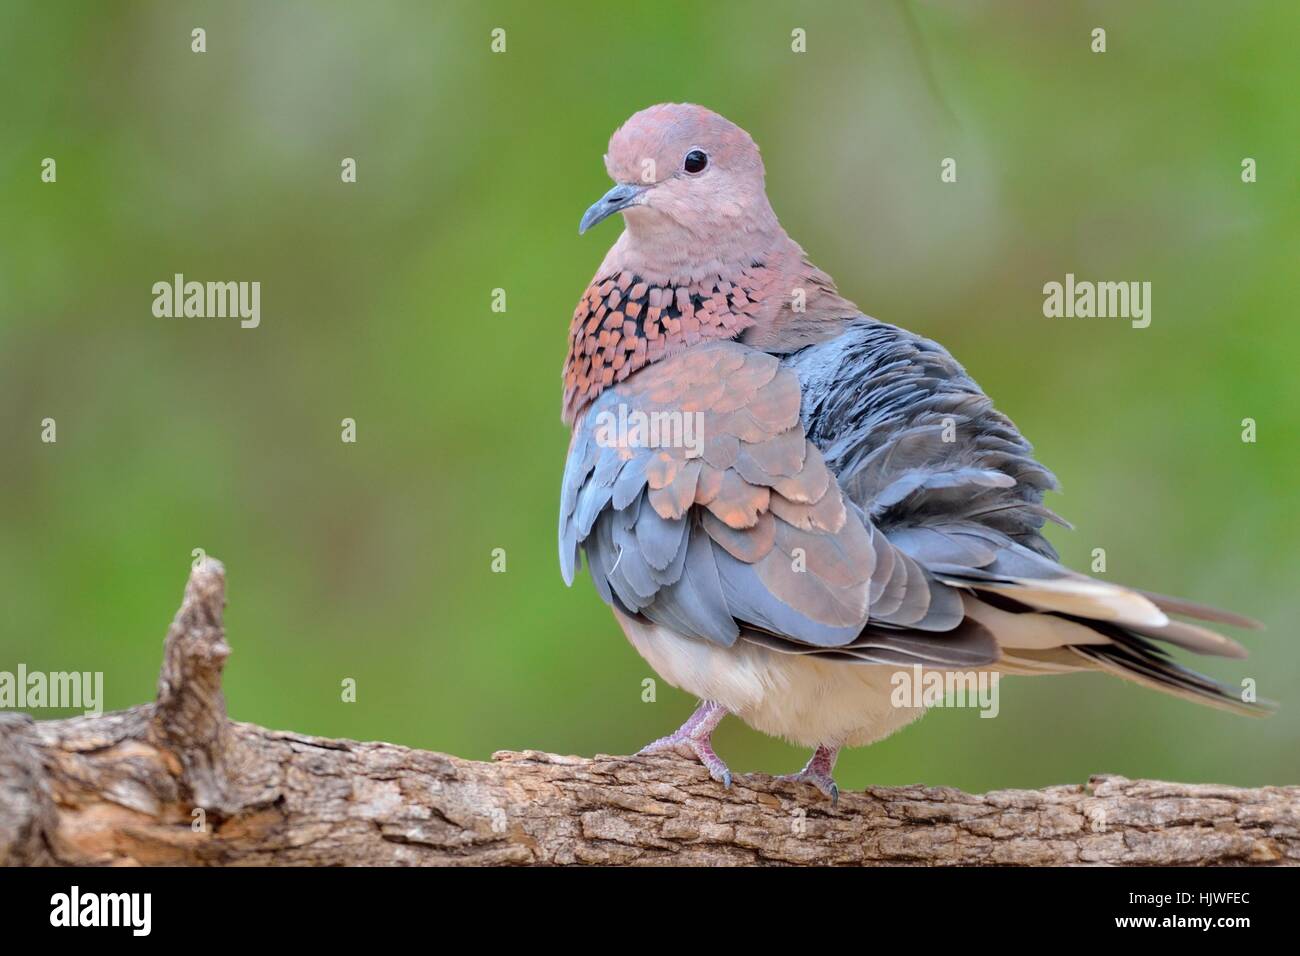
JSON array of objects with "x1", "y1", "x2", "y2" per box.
[
  {"x1": 558, "y1": 341, "x2": 989, "y2": 667},
  {"x1": 787, "y1": 319, "x2": 1066, "y2": 559},
  {"x1": 560, "y1": 322, "x2": 1266, "y2": 716},
  {"x1": 783, "y1": 319, "x2": 1266, "y2": 714}
]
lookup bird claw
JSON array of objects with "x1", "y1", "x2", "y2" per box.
[
  {"x1": 636, "y1": 701, "x2": 732, "y2": 788},
  {"x1": 777, "y1": 745, "x2": 841, "y2": 805},
  {"x1": 776, "y1": 768, "x2": 840, "y2": 806},
  {"x1": 638, "y1": 733, "x2": 733, "y2": 787}
]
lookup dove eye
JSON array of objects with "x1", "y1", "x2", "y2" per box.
[{"x1": 683, "y1": 149, "x2": 708, "y2": 174}]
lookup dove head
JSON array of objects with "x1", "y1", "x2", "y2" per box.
[
  {"x1": 564, "y1": 104, "x2": 861, "y2": 425},
  {"x1": 580, "y1": 104, "x2": 783, "y2": 279}
]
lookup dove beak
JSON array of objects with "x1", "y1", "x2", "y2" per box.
[{"x1": 579, "y1": 183, "x2": 646, "y2": 235}]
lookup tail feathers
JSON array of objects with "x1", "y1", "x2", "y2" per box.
[
  {"x1": 1126, "y1": 617, "x2": 1249, "y2": 660},
  {"x1": 935, "y1": 572, "x2": 1170, "y2": 632},
  {"x1": 1137, "y1": 588, "x2": 1263, "y2": 630},
  {"x1": 1069, "y1": 634, "x2": 1272, "y2": 717},
  {"x1": 948, "y1": 574, "x2": 1254, "y2": 659},
  {"x1": 953, "y1": 577, "x2": 1268, "y2": 715}
]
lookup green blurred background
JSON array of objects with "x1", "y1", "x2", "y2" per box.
[{"x1": 2, "y1": 0, "x2": 1296, "y2": 792}]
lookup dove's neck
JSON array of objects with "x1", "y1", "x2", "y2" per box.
[
  {"x1": 609, "y1": 200, "x2": 784, "y2": 282},
  {"x1": 562, "y1": 232, "x2": 863, "y2": 426}
]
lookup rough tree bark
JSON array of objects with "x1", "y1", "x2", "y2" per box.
[{"x1": 1, "y1": 560, "x2": 1296, "y2": 866}]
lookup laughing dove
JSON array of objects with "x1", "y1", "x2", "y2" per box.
[{"x1": 559, "y1": 103, "x2": 1264, "y2": 801}]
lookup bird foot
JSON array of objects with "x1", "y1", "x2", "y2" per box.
[
  {"x1": 776, "y1": 745, "x2": 841, "y2": 805},
  {"x1": 637, "y1": 700, "x2": 732, "y2": 788}
]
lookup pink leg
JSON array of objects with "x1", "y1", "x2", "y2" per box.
[
  {"x1": 637, "y1": 700, "x2": 732, "y2": 788},
  {"x1": 777, "y1": 744, "x2": 841, "y2": 805}
]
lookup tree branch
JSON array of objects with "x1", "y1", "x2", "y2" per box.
[{"x1": 1, "y1": 559, "x2": 1296, "y2": 866}]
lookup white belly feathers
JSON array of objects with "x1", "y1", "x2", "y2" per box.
[{"x1": 616, "y1": 613, "x2": 927, "y2": 749}]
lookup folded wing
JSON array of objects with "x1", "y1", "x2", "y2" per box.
[
  {"x1": 559, "y1": 340, "x2": 992, "y2": 667},
  {"x1": 786, "y1": 319, "x2": 1266, "y2": 715}
]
